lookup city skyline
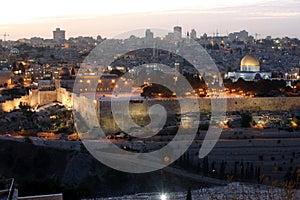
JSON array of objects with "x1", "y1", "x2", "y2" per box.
[
  {"x1": 1, "y1": 0, "x2": 300, "y2": 40},
  {"x1": 0, "y1": 1, "x2": 300, "y2": 198}
]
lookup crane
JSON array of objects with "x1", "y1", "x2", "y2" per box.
[
  {"x1": 2, "y1": 32, "x2": 9, "y2": 42},
  {"x1": 216, "y1": 29, "x2": 219, "y2": 37}
]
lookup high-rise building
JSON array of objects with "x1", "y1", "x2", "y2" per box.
[
  {"x1": 145, "y1": 29, "x2": 154, "y2": 41},
  {"x1": 228, "y1": 30, "x2": 249, "y2": 41},
  {"x1": 53, "y1": 28, "x2": 65, "y2": 43},
  {"x1": 173, "y1": 26, "x2": 182, "y2": 40},
  {"x1": 190, "y1": 29, "x2": 197, "y2": 39}
]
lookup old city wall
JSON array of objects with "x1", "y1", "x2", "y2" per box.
[
  {"x1": 73, "y1": 94, "x2": 99, "y2": 128},
  {"x1": 0, "y1": 95, "x2": 31, "y2": 112},
  {"x1": 117, "y1": 97, "x2": 300, "y2": 115},
  {"x1": 0, "y1": 89, "x2": 39, "y2": 112},
  {"x1": 56, "y1": 88, "x2": 73, "y2": 108},
  {"x1": 180, "y1": 97, "x2": 300, "y2": 112},
  {"x1": 51, "y1": 93, "x2": 300, "y2": 113},
  {"x1": 225, "y1": 97, "x2": 300, "y2": 112},
  {"x1": 0, "y1": 87, "x2": 299, "y2": 130},
  {"x1": 38, "y1": 91, "x2": 57, "y2": 106},
  {"x1": 104, "y1": 97, "x2": 300, "y2": 115},
  {"x1": 96, "y1": 97, "x2": 300, "y2": 133},
  {"x1": 0, "y1": 87, "x2": 71, "y2": 112}
]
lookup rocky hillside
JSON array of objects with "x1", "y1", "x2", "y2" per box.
[{"x1": 0, "y1": 139, "x2": 209, "y2": 200}]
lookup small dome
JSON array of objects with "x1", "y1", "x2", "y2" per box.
[
  {"x1": 59, "y1": 67, "x2": 70, "y2": 78},
  {"x1": 10, "y1": 48, "x2": 20, "y2": 55}
]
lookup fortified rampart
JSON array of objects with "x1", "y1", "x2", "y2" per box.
[
  {"x1": 0, "y1": 88, "x2": 300, "y2": 118},
  {"x1": 94, "y1": 97, "x2": 300, "y2": 133},
  {"x1": 38, "y1": 90, "x2": 57, "y2": 106},
  {"x1": 0, "y1": 89, "x2": 39, "y2": 112}
]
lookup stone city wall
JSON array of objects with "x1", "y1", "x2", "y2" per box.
[
  {"x1": 224, "y1": 97, "x2": 300, "y2": 112},
  {"x1": 0, "y1": 95, "x2": 30, "y2": 112},
  {"x1": 56, "y1": 87, "x2": 73, "y2": 108},
  {"x1": 1, "y1": 87, "x2": 299, "y2": 132},
  {"x1": 0, "y1": 89, "x2": 39, "y2": 112},
  {"x1": 38, "y1": 90, "x2": 57, "y2": 106},
  {"x1": 95, "y1": 97, "x2": 300, "y2": 133}
]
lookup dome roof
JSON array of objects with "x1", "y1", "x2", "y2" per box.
[
  {"x1": 10, "y1": 48, "x2": 20, "y2": 55},
  {"x1": 59, "y1": 67, "x2": 70, "y2": 78},
  {"x1": 240, "y1": 55, "x2": 259, "y2": 67}
]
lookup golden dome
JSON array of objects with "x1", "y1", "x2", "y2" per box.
[{"x1": 240, "y1": 55, "x2": 259, "y2": 67}]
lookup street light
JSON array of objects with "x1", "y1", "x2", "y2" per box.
[{"x1": 160, "y1": 194, "x2": 167, "y2": 200}]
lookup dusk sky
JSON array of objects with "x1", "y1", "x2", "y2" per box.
[{"x1": 1, "y1": 0, "x2": 300, "y2": 40}]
